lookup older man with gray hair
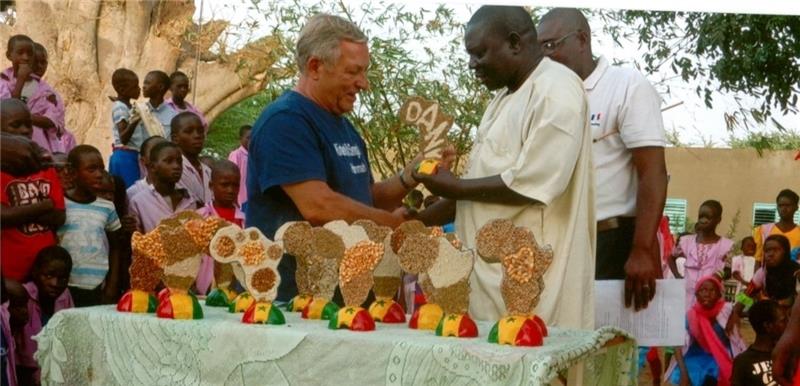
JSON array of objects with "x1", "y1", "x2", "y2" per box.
[{"x1": 247, "y1": 13, "x2": 418, "y2": 302}]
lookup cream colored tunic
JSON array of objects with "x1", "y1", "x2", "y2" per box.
[{"x1": 456, "y1": 58, "x2": 596, "y2": 329}]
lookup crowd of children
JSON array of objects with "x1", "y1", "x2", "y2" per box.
[{"x1": 1, "y1": 32, "x2": 799, "y2": 385}]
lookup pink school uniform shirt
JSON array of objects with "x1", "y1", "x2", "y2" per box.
[
  {"x1": 128, "y1": 183, "x2": 197, "y2": 233},
  {"x1": 0, "y1": 67, "x2": 70, "y2": 153},
  {"x1": 673, "y1": 235, "x2": 733, "y2": 307},
  {"x1": 165, "y1": 99, "x2": 208, "y2": 132},
  {"x1": 178, "y1": 155, "x2": 212, "y2": 206},
  {"x1": 228, "y1": 145, "x2": 248, "y2": 207},
  {"x1": 194, "y1": 203, "x2": 245, "y2": 294},
  {"x1": 16, "y1": 282, "x2": 73, "y2": 377}
]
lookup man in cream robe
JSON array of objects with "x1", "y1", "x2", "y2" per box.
[{"x1": 415, "y1": 6, "x2": 595, "y2": 329}]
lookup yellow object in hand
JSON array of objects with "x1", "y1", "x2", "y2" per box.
[{"x1": 416, "y1": 159, "x2": 440, "y2": 175}]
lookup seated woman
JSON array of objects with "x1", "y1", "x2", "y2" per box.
[{"x1": 667, "y1": 275, "x2": 747, "y2": 386}]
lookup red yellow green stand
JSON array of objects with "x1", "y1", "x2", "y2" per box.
[
  {"x1": 435, "y1": 313, "x2": 478, "y2": 338},
  {"x1": 301, "y1": 297, "x2": 339, "y2": 320},
  {"x1": 205, "y1": 287, "x2": 238, "y2": 307},
  {"x1": 156, "y1": 292, "x2": 203, "y2": 320},
  {"x1": 368, "y1": 299, "x2": 406, "y2": 323},
  {"x1": 242, "y1": 301, "x2": 286, "y2": 325},
  {"x1": 408, "y1": 303, "x2": 443, "y2": 330},
  {"x1": 228, "y1": 292, "x2": 256, "y2": 313},
  {"x1": 286, "y1": 294, "x2": 313, "y2": 312},
  {"x1": 328, "y1": 306, "x2": 375, "y2": 331},
  {"x1": 488, "y1": 315, "x2": 548, "y2": 347},
  {"x1": 116, "y1": 290, "x2": 157, "y2": 313}
]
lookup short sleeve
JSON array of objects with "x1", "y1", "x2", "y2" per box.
[
  {"x1": 250, "y1": 111, "x2": 326, "y2": 194},
  {"x1": 105, "y1": 203, "x2": 122, "y2": 232},
  {"x1": 45, "y1": 168, "x2": 65, "y2": 210},
  {"x1": 500, "y1": 80, "x2": 586, "y2": 206},
  {"x1": 112, "y1": 102, "x2": 130, "y2": 124},
  {"x1": 618, "y1": 72, "x2": 666, "y2": 149}
]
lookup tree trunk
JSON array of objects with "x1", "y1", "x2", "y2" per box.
[{"x1": 0, "y1": 0, "x2": 288, "y2": 159}]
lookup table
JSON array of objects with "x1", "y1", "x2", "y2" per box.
[{"x1": 35, "y1": 305, "x2": 637, "y2": 385}]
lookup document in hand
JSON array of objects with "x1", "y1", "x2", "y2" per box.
[{"x1": 594, "y1": 279, "x2": 685, "y2": 346}]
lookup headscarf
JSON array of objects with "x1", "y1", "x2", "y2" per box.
[
  {"x1": 764, "y1": 234, "x2": 799, "y2": 303},
  {"x1": 687, "y1": 275, "x2": 731, "y2": 386}
]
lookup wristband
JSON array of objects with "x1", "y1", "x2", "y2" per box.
[
  {"x1": 735, "y1": 292, "x2": 754, "y2": 309},
  {"x1": 399, "y1": 170, "x2": 414, "y2": 190}
]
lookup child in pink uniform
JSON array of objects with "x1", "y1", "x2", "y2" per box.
[
  {"x1": 15, "y1": 246, "x2": 73, "y2": 385},
  {"x1": 669, "y1": 200, "x2": 733, "y2": 308},
  {"x1": 227, "y1": 125, "x2": 251, "y2": 210}
]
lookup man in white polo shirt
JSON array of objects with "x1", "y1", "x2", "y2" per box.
[{"x1": 537, "y1": 8, "x2": 668, "y2": 311}]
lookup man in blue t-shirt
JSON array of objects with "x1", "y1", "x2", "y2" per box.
[{"x1": 247, "y1": 14, "x2": 420, "y2": 302}]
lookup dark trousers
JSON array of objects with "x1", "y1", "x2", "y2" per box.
[
  {"x1": 595, "y1": 217, "x2": 636, "y2": 280},
  {"x1": 69, "y1": 285, "x2": 103, "y2": 307}
]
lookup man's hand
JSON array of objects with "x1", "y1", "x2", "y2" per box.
[
  {"x1": 413, "y1": 168, "x2": 462, "y2": 199},
  {"x1": 624, "y1": 245, "x2": 660, "y2": 311},
  {"x1": 121, "y1": 215, "x2": 138, "y2": 234}
]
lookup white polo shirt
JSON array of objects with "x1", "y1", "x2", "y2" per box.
[{"x1": 586, "y1": 56, "x2": 666, "y2": 221}]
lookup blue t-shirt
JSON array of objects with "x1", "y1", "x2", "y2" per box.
[{"x1": 247, "y1": 90, "x2": 373, "y2": 301}]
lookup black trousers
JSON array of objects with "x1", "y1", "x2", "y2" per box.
[{"x1": 595, "y1": 217, "x2": 636, "y2": 280}]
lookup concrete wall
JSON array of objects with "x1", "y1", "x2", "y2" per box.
[{"x1": 664, "y1": 148, "x2": 799, "y2": 244}]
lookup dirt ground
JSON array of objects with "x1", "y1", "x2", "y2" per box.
[{"x1": 637, "y1": 319, "x2": 756, "y2": 385}]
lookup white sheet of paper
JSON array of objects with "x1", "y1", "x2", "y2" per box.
[{"x1": 594, "y1": 279, "x2": 685, "y2": 346}]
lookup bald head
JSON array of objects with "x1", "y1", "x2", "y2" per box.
[
  {"x1": 467, "y1": 6, "x2": 537, "y2": 43},
  {"x1": 537, "y1": 8, "x2": 594, "y2": 79}
]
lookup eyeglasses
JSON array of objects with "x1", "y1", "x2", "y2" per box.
[{"x1": 540, "y1": 31, "x2": 578, "y2": 53}]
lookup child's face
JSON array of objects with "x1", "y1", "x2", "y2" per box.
[
  {"x1": 150, "y1": 147, "x2": 183, "y2": 185},
  {"x1": 0, "y1": 105, "x2": 33, "y2": 138},
  {"x1": 121, "y1": 76, "x2": 141, "y2": 100},
  {"x1": 741, "y1": 239, "x2": 756, "y2": 256},
  {"x1": 34, "y1": 259, "x2": 70, "y2": 300},
  {"x1": 95, "y1": 177, "x2": 115, "y2": 202},
  {"x1": 763, "y1": 240, "x2": 786, "y2": 269},
  {"x1": 766, "y1": 306, "x2": 789, "y2": 340},
  {"x1": 240, "y1": 129, "x2": 251, "y2": 151},
  {"x1": 142, "y1": 73, "x2": 165, "y2": 99},
  {"x1": 695, "y1": 205, "x2": 720, "y2": 233},
  {"x1": 52, "y1": 153, "x2": 72, "y2": 190},
  {"x1": 210, "y1": 169, "x2": 240, "y2": 207},
  {"x1": 170, "y1": 75, "x2": 190, "y2": 101},
  {"x1": 71, "y1": 152, "x2": 105, "y2": 193},
  {"x1": 33, "y1": 48, "x2": 47, "y2": 77},
  {"x1": 6, "y1": 39, "x2": 33, "y2": 70},
  {"x1": 695, "y1": 280, "x2": 721, "y2": 309},
  {"x1": 173, "y1": 118, "x2": 206, "y2": 157},
  {"x1": 777, "y1": 196, "x2": 798, "y2": 222},
  {"x1": 139, "y1": 138, "x2": 167, "y2": 170}
]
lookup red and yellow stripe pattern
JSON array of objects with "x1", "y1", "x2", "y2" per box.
[
  {"x1": 228, "y1": 292, "x2": 256, "y2": 313},
  {"x1": 242, "y1": 301, "x2": 286, "y2": 325},
  {"x1": 205, "y1": 287, "x2": 238, "y2": 307},
  {"x1": 116, "y1": 290, "x2": 157, "y2": 313},
  {"x1": 328, "y1": 306, "x2": 375, "y2": 331},
  {"x1": 408, "y1": 303, "x2": 443, "y2": 330},
  {"x1": 156, "y1": 292, "x2": 203, "y2": 320},
  {"x1": 488, "y1": 315, "x2": 547, "y2": 347},
  {"x1": 368, "y1": 299, "x2": 406, "y2": 323},
  {"x1": 435, "y1": 313, "x2": 478, "y2": 338}
]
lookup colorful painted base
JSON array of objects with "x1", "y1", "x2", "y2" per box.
[
  {"x1": 435, "y1": 313, "x2": 478, "y2": 338},
  {"x1": 117, "y1": 290, "x2": 157, "y2": 313},
  {"x1": 156, "y1": 292, "x2": 203, "y2": 320},
  {"x1": 206, "y1": 287, "x2": 238, "y2": 307},
  {"x1": 242, "y1": 301, "x2": 286, "y2": 325},
  {"x1": 408, "y1": 303, "x2": 443, "y2": 330},
  {"x1": 488, "y1": 315, "x2": 548, "y2": 347},
  {"x1": 228, "y1": 292, "x2": 256, "y2": 313},
  {"x1": 368, "y1": 299, "x2": 406, "y2": 323},
  {"x1": 328, "y1": 306, "x2": 375, "y2": 331},
  {"x1": 301, "y1": 297, "x2": 339, "y2": 320},
  {"x1": 286, "y1": 294, "x2": 313, "y2": 312}
]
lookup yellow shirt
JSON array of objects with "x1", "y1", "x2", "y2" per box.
[
  {"x1": 455, "y1": 58, "x2": 596, "y2": 329},
  {"x1": 753, "y1": 223, "x2": 800, "y2": 262}
]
